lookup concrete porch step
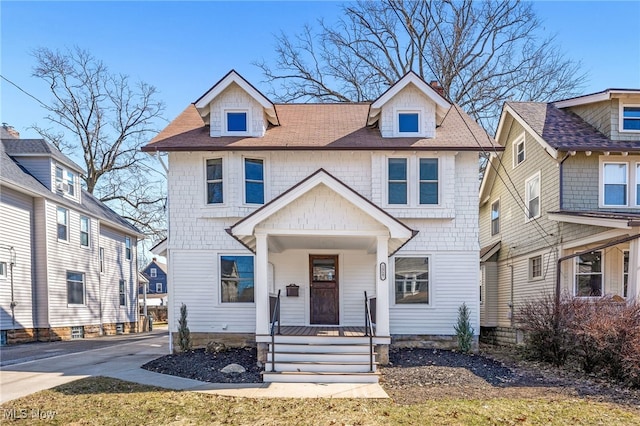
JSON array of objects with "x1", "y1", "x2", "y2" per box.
[
  {"x1": 267, "y1": 343, "x2": 373, "y2": 354},
  {"x1": 258, "y1": 334, "x2": 389, "y2": 345},
  {"x1": 264, "y1": 361, "x2": 377, "y2": 373},
  {"x1": 262, "y1": 371, "x2": 380, "y2": 383},
  {"x1": 267, "y1": 351, "x2": 376, "y2": 363}
]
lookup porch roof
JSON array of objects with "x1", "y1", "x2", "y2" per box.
[
  {"x1": 229, "y1": 169, "x2": 417, "y2": 255},
  {"x1": 548, "y1": 210, "x2": 640, "y2": 229}
]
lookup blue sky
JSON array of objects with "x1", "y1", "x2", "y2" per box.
[{"x1": 1, "y1": 1, "x2": 639, "y2": 140}]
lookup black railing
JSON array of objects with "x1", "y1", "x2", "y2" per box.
[
  {"x1": 269, "y1": 290, "x2": 281, "y2": 372},
  {"x1": 364, "y1": 291, "x2": 375, "y2": 372}
]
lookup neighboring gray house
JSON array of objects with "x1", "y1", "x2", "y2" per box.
[
  {"x1": 0, "y1": 125, "x2": 143, "y2": 344},
  {"x1": 479, "y1": 89, "x2": 640, "y2": 344}
]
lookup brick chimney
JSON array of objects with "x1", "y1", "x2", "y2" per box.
[
  {"x1": 1, "y1": 123, "x2": 20, "y2": 139},
  {"x1": 429, "y1": 81, "x2": 445, "y2": 97}
]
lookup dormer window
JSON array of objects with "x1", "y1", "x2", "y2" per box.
[
  {"x1": 223, "y1": 109, "x2": 250, "y2": 135},
  {"x1": 621, "y1": 105, "x2": 640, "y2": 132},
  {"x1": 399, "y1": 112, "x2": 419, "y2": 133},
  {"x1": 55, "y1": 166, "x2": 75, "y2": 196}
]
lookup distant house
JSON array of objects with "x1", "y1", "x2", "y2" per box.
[
  {"x1": 479, "y1": 89, "x2": 640, "y2": 345},
  {"x1": 143, "y1": 70, "x2": 498, "y2": 382},
  {"x1": 140, "y1": 257, "x2": 168, "y2": 294},
  {"x1": 0, "y1": 125, "x2": 143, "y2": 344}
]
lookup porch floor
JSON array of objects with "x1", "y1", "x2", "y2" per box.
[{"x1": 277, "y1": 326, "x2": 373, "y2": 337}]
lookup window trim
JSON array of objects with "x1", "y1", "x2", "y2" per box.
[
  {"x1": 490, "y1": 199, "x2": 500, "y2": 236},
  {"x1": 418, "y1": 158, "x2": 439, "y2": 205},
  {"x1": 80, "y1": 216, "x2": 90, "y2": 248},
  {"x1": 512, "y1": 135, "x2": 526, "y2": 168},
  {"x1": 155, "y1": 282, "x2": 163, "y2": 293},
  {"x1": 219, "y1": 254, "x2": 256, "y2": 304},
  {"x1": 524, "y1": 172, "x2": 541, "y2": 221},
  {"x1": 529, "y1": 255, "x2": 543, "y2": 280},
  {"x1": 119, "y1": 279, "x2": 126, "y2": 306},
  {"x1": 204, "y1": 156, "x2": 226, "y2": 206},
  {"x1": 573, "y1": 250, "x2": 604, "y2": 298},
  {"x1": 57, "y1": 206, "x2": 69, "y2": 242},
  {"x1": 601, "y1": 161, "x2": 629, "y2": 207},
  {"x1": 125, "y1": 236, "x2": 132, "y2": 261},
  {"x1": 619, "y1": 103, "x2": 640, "y2": 133},
  {"x1": 391, "y1": 255, "x2": 432, "y2": 307},
  {"x1": 384, "y1": 156, "x2": 441, "y2": 208},
  {"x1": 55, "y1": 164, "x2": 76, "y2": 197},
  {"x1": 387, "y1": 157, "x2": 409, "y2": 206},
  {"x1": 150, "y1": 268, "x2": 157, "y2": 278},
  {"x1": 0, "y1": 261, "x2": 6, "y2": 279},
  {"x1": 66, "y1": 271, "x2": 86, "y2": 306},
  {"x1": 243, "y1": 156, "x2": 266, "y2": 205},
  {"x1": 222, "y1": 108, "x2": 251, "y2": 136},
  {"x1": 393, "y1": 107, "x2": 424, "y2": 137},
  {"x1": 99, "y1": 247, "x2": 104, "y2": 274}
]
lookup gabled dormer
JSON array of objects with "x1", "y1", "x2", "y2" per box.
[
  {"x1": 194, "y1": 70, "x2": 279, "y2": 138},
  {"x1": 367, "y1": 71, "x2": 451, "y2": 138}
]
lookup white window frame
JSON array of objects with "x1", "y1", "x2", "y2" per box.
[
  {"x1": 222, "y1": 108, "x2": 251, "y2": 136},
  {"x1": 635, "y1": 163, "x2": 640, "y2": 207},
  {"x1": 418, "y1": 157, "x2": 439, "y2": 205},
  {"x1": 119, "y1": 279, "x2": 126, "y2": 306},
  {"x1": 524, "y1": 172, "x2": 541, "y2": 221},
  {"x1": 204, "y1": 156, "x2": 226, "y2": 206},
  {"x1": 529, "y1": 255, "x2": 543, "y2": 280},
  {"x1": 55, "y1": 165, "x2": 76, "y2": 197},
  {"x1": 394, "y1": 108, "x2": 424, "y2": 137},
  {"x1": 386, "y1": 157, "x2": 409, "y2": 206},
  {"x1": 619, "y1": 103, "x2": 640, "y2": 133},
  {"x1": 512, "y1": 135, "x2": 526, "y2": 168},
  {"x1": 219, "y1": 254, "x2": 256, "y2": 304},
  {"x1": 490, "y1": 199, "x2": 500, "y2": 236},
  {"x1": 623, "y1": 249, "x2": 629, "y2": 299},
  {"x1": 243, "y1": 156, "x2": 266, "y2": 205},
  {"x1": 0, "y1": 261, "x2": 6, "y2": 279},
  {"x1": 125, "y1": 236, "x2": 132, "y2": 261},
  {"x1": 574, "y1": 250, "x2": 604, "y2": 298},
  {"x1": 57, "y1": 206, "x2": 69, "y2": 241},
  {"x1": 80, "y1": 216, "x2": 90, "y2": 247},
  {"x1": 99, "y1": 247, "x2": 104, "y2": 274},
  {"x1": 67, "y1": 271, "x2": 85, "y2": 305},
  {"x1": 391, "y1": 255, "x2": 432, "y2": 307},
  {"x1": 155, "y1": 282, "x2": 163, "y2": 293},
  {"x1": 601, "y1": 161, "x2": 629, "y2": 207},
  {"x1": 384, "y1": 156, "x2": 441, "y2": 208},
  {"x1": 150, "y1": 268, "x2": 157, "y2": 278}
]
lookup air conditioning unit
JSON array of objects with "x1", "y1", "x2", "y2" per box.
[{"x1": 56, "y1": 182, "x2": 69, "y2": 192}]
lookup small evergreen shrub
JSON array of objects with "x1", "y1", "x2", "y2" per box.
[
  {"x1": 177, "y1": 303, "x2": 191, "y2": 352},
  {"x1": 454, "y1": 302, "x2": 475, "y2": 353}
]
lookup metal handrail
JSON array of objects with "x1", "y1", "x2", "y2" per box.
[
  {"x1": 364, "y1": 291, "x2": 375, "y2": 372},
  {"x1": 270, "y1": 289, "x2": 281, "y2": 373}
]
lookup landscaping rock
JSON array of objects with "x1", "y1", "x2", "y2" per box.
[{"x1": 221, "y1": 363, "x2": 246, "y2": 374}]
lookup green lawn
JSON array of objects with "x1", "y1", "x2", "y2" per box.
[{"x1": 1, "y1": 377, "x2": 639, "y2": 425}]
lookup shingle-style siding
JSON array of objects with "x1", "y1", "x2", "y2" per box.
[
  {"x1": 208, "y1": 84, "x2": 267, "y2": 137},
  {"x1": 568, "y1": 100, "x2": 612, "y2": 138},
  {"x1": 0, "y1": 187, "x2": 34, "y2": 330},
  {"x1": 561, "y1": 153, "x2": 600, "y2": 210},
  {"x1": 380, "y1": 85, "x2": 437, "y2": 138}
]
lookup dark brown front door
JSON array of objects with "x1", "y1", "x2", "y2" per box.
[{"x1": 310, "y1": 255, "x2": 339, "y2": 325}]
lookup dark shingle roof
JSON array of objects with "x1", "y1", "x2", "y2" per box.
[
  {"x1": 2, "y1": 138, "x2": 85, "y2": 172},
  {"x1": 507, "y1": 102, "x2": 640, "y2": 151}
]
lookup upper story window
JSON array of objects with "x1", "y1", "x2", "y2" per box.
[
  {"x1": 222, "y1": 109, "x2": 250, "y2": 136},
  {"x1": 99, "y1": 247, "x2": 104, "y2": 273},
  {"x1": 80, "y1": 216, "x2": 90, "y2": 247},
  {"x1": 206, "y1": 158, "x2": 224, "y2": 204},
  {"x1": 150, "y1": 268, "x2": 157, "y2": 278},
  {"x1": 244, "y1": 158, "x2": 264, "y2": 204},
  {"x1": 529, "y1": 255, "x2": 542, "y2": 280},
  {"x1": 603, "y1": 162, "x2": 627, "y2": 206},
  {"x1": 388, "y1": 158, "x2": 408, "y2": 204},
  {"x1": 621, "y1": 105, "x2": 640, "y2": 132},
  {"x1": 419, "y1": 158, "x2": 438, "y2": 204},
  {"x1": 513, "y1": 137, "x2": 525, "y2": 167},
  {"x1": 125, "y1": 236, "x2": 132, "y2": 261},
  {"x1": 57, "y1": 207, "x2": 68, "y2": 241},
  {"x1": 574, "y1": 251, "x2": 602, "y2": 297},
  {"x1": 525, "y1": 173, "x2": 540, "y2": 220},
  {"x1": 490, "y1": 200, "x2": 500, "y2": 236},
  {"x1": 0, "y1": 262, "x2": 6, "y2": 279},
  {"x1": 55, "y1": 165, "x2": 75, "y2": 196},
  {"x1": 398, "y1": 112, "x2": 419, "y2": 133},
  {"x1": 394, "y1": 257, "x2": 430, "y2": 305}
]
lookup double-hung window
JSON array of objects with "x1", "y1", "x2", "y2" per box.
[
  {"x1": 603, "y1": 163, "x2": 627, "y2": 206},
  {"x1": 155, "y1": 283, "x2": 163, "y2": 293},
  {"x1": 244, "y1": 158, "x2": 264, "y2": 204},
  {"x1": 394, "y1": 257, "x2": 429, "y2": 304},
  {"x1": 220, "y1": 255, "x2": 255, "y2": 303},
  {"x1": 57, "y1": 207, "x2": 68, "y2": 241},
  {"x1": 530, "y1": 255, "x2": 542, "y2": 280},
  {"x1": 119, "y1": 280, "x2": 126, "y2": 306},
  {"x1": 419, "y1": 158, "x2": 438, "y2": 204},
  {"x1": 388, "y1": 158, "x2": 408, "y2": 204},
  {"x1": 513, "y1": 137, "x2": 525, "y2": 167},
  {"x1": 525, "y1": 173, "x2": 540, "y2": 220},
  {"x1": 80, "y1": 216, "x2": 90, "y2": 247},
  {"x1": 491, "y1": 200, "x2": 500, "y2": 236},
  {"x1": 150, "y1": 268, "x2": 157, "y2": 278},
  {"x1": 0, "y1": 262, "x2": 6, "y2": 279},
  {"x1": 621, "y1": 105, "x2": 640, "y2": 132},
  {"x1": 574, "y1": 251, "x2": 603, "y2": 297},
  {"x1": 125, "y1": 236, "x2": 131, "y2": 261},
  {"x1": 206, "y1": 158, "x2": 223, "y2": 204},
  {"x1": 99, "y1": 247, "x2": 104, "y2": 273},
  {"x1": 55, "y1": 166, "x2": 75, "y2": 196},
  {"x1": 67, "y1": 271, "x2": 85, "y2": 305}
]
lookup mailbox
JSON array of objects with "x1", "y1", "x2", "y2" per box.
[{"x1": 286, "y1": 284, "x2": 299, "y2": 297}]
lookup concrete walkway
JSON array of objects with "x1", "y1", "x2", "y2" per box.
[{"x1": 0, "y1": 330, "x2": 388, "y2": 403}]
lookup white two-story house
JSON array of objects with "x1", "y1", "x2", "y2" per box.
[
  {"x1": 143, "y1": 70, "x2": 498, "y2": 382},
  {"x1": 0, "y1": 125, "x2": 142, "y2": 344}
]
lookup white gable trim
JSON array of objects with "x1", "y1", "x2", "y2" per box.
[
  {"x1": 502, "y1": 104, "x2": 558, "y2": 160},
  {"x1": 231, "y1": 169, "x2": 414, "y2": 239},
  {"x1": 554, "y1": 89, "x2": 640, "y2": 109},
  {"x1": 194, "y1": 70, "x2": 278, "y2": 125}
]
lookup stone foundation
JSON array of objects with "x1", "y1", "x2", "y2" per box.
[
  {"x1": 391, "y1": 334, "x2": 479, "y2": 352},
  {"x1": 480, "y1": 326, "x2": 524, "y2": 346},
  {"x1": 172, "y1": 332, "x2": 256, "y2": 353},
  {"x1": 1, "y1": 322, "x2": 138, "y2": 345}
]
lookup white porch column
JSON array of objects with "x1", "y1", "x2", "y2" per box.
[
  {"x1": 255, "y1": 232, "x2": 270, "y2": 335},
  {"x1": 376, "y1": 235, "x2": 390, "y2": 336},
  {"x1": 629, "y1": 238, "x2": 640, "y2": 301}
]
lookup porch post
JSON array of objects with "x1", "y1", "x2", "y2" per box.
[
  {"x1": 376, "y1": 235, "x2": 390, "y2": 336},
  {"x1": 629, "y1": 238, "x2": 640, "y2": 301},
  {"x1": 255, "y1": 232, "x2": 270, "y2": 335}
]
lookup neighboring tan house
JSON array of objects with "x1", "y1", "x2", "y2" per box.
[
  {"x1": 143, "y1": 70, "x2": 498, "y2": 382},
  {"x1": 0, "y1": 125, "x2": 142, "y2": 344},
  {"x1": 479, "y1": 89, "x2": 640, "y2": 345}
]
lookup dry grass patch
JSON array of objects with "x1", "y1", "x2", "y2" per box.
[{"x1": 1, "y1": 377, "x2": 639, "y2": 425}]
